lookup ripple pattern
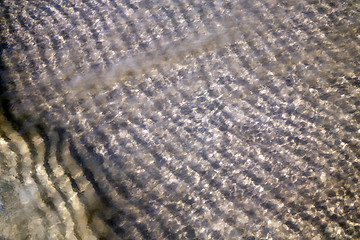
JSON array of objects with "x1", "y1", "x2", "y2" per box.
[{"x1": 0, "y1": 0, "x2": 360, "y2": 239}]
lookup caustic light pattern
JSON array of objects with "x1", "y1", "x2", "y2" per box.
[{"x1": 0, "y1": 0, "x2": 360, "y2": 239}]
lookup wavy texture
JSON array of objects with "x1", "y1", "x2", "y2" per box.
[{"x1": 0, "y1": 0, "x2": 360, "y2": 239}]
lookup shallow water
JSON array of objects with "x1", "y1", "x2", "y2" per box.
[{"x1": 1, "y1": 0, "x2": 360, "y2": 239}]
